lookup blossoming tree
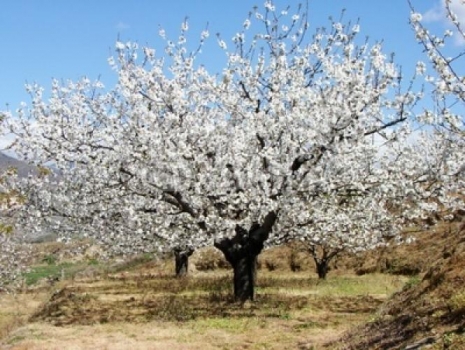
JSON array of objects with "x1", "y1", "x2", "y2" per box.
[
  {"x1": 408, "y1": 0, "x2": 465, "y2": 214},
  {"x1": 3, "y1": 2, "x2": 462, "y2": 300}
]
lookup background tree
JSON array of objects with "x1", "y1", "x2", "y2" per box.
[
  {"x1": 0, "y1": 169, "x2": 30, "y2": 292},
  {"x1": 409, "y1": 0, "x2": 465, "y2": 214}
]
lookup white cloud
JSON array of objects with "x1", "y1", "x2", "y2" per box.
[
  {"x1": 116, "y1": 22, "x2": 130, "y2": 31},
  {"x1": 423, "y1": 0, "x2": 465, "y2": 23},
  {"x1": 449, "y1": 0, "x2": 465, "y2": 23},
  {"x1": 422, "y1": 0, "x2": 465, "y2": 45},
  {"x1": 0, "y1": 133, "x2": 15, "y2": 148},
  {"x1": 423, "y1": 2, "x2": 444, "y2": 23},
  {"x1": 0, "y1": 133, "x2": 17, "y2": 158}
]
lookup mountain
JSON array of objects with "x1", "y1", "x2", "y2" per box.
[{"x1": 0, "y1": 152, "x2": 40, "y2": 178}]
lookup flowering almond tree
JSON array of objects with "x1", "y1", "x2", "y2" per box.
[{"x1": 2, "y1": 2, "x2": 461, "y2": 300}]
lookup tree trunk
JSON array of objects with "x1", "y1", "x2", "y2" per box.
[
  {"x1": 214, "y1": 211, "x2": 277, "y2": 302},
  {"x1": 215, "y1": 228, "x2": 262, "y2": 302},
  {"x1": 308, "y1": 245, "x2": 342, "y2": 280},
  {"x1": 314, "y1": 258, "x2": 330, "y2": 279},
  {"x1": 230, "y1": 253, "x2": 257, "y2": 301},
  {"x1": 173, "y1": 247, "x2": 194, "y2": 277}
]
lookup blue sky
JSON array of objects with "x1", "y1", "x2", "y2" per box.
[{"x1": 0, "y1": 0, "x2": 453, "y2": 111}]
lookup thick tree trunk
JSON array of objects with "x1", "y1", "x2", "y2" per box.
[
  {"x1": 173, "y1": 247, "x2": 194, "y2": 277},
  {"x1": 215, "y1": 229, "x2": 262, "y2": 302},
  {"x1": 231, "y1": 252, "x2": 257, "y2": 301},
  {"x1": 214, "y1": 211, "x2": 277, "y2": 302}
]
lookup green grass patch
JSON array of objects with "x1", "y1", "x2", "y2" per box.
[
  {"x1": 313, "y1": 274, "x2": 407, "y2": 296},
  {"x1": 257, "y1": 273, "x2": 407, "y2": 297},
  {"x1": 402, "y1": 275, "x2": 422, "y2": 291},
  {"x1": 6, "y1": 334, "x2": 27, "y2": 345},
  {"x1": 23, "y1": 261, "x2": 98, "y2": 286},
  {"x1": 192, "y1": 317, "x2": 253, "y2": 333}
]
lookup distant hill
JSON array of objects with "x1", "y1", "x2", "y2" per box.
[
  {"x1": 0, "y1": 152, "x2": 39, "y2": 178},
  {"x1": 0, "y1": 152, "x2": 62, "y2": 243}
]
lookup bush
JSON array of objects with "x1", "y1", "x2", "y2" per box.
[{"x1": 193, "y1": 247, "x2": 229, "y2": 271}]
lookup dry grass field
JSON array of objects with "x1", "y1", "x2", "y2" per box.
[
  {"x1": 1, "y1": 220, "x2": 465, "y2": 349},
  {"x1": 0, "y1": 259, "x2": 406, "y2": 349}
]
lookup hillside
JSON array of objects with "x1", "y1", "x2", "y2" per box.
[
  {"x1": 336, "y1": 221, "x2": 465, "y2": 349},
  {"x1": 0, "y1": 152, "x2": 38, "y2": 178}
]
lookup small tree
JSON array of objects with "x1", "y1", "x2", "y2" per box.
[
  {"x1": 283, "y1": 197, "x2": 401, "y2": 279},
  {"x1": 173, "y1": 245, "x2": 194, "y2": 277}
]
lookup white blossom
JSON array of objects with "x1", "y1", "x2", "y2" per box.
[
  {"x1": 218, "y1": 39, "x2": 227, "y2": 50},
  {"x1": 410, "y1": 12, "x2": 422, "y2": 23},
  {"x1": 416, "y1": 61, "x2": 427, "y2": 75}
]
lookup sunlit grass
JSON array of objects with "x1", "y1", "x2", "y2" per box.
[
  {"x1": 0, "y1": 293, "x2": 48, "y2": 341},
  {"x1": 1, "y1": 255, "x2": 411, "y2": 349},
  {"x1": 23, "y1": 261, "x2": 99, "y2": 286},
  {"x1": 257, "y1": 272, "x2": 407, "y2": 297}
]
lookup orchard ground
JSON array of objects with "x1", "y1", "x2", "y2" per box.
[{"x1": 1, "y1": 220, "x2": 464, "y2": 349}]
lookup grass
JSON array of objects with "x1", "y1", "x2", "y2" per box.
[
  {"x1": 1, "y1": 265, "x2": 408, "y2": 349},
  {"x1": 10, "y1": 229, "x2": 460, "y2": 349},
  {"x1": 2, "y1": 221, "x2": 463, "y2": 349},
  {"x1": 0, "y1": 292, "x2": 49, "y2": 340},
  {"x1": 258, "y1": 272, "x2": 406, "y2": 298},
  {"x1": 24, "y1": 263, "x2": 72, "y2": 286},
  {"x1": 23, "y1": 260, "x2": 100, "y2": 286}
]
